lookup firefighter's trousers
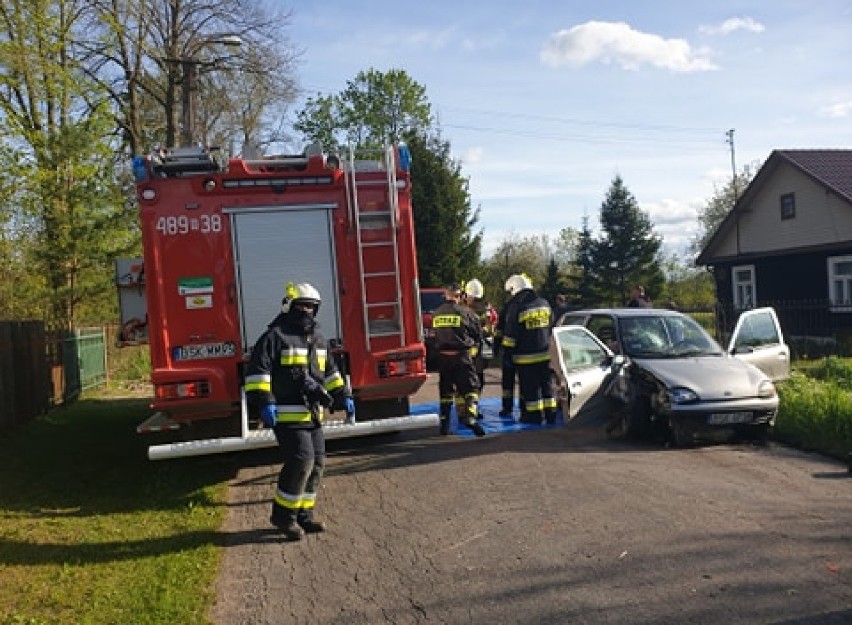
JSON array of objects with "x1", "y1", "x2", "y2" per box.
[
  {"x1": 500, "y1": 349, "x2": 516, "y2": 413},
  {"x1": 517, "y1": 360, "x2": 557, "y2": 425},
  {"x1": 438, "y1": 350, "x2": 480, "y2": 428},
  {"x1": 271, "y1": 424, "x2": 326, "y2": 525}
]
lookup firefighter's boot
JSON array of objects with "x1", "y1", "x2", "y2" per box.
[
  {"x1": 271, "y1": 511, "x2": 304, "y2": 541},
  {"x1": 545, "y1": 408, "x2": 557, "y2": 425},
  {"x1": 298, "y1": 517, "x2": 327, "y2": 534},
  {"x1": 439, "y1": 400, "x2": 452, "y2": 435},
  {"x1": 499, "y1": 393, "x2": 514, "y2": 418},
  {"x1": 465, "y1": 399, "x2": 486, "y2": 437}
]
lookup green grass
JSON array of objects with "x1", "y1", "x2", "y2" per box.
[
  {"x1": 0, "y1": 396, "x2": 237, "y2": 625},
  {"x1": 776, "y1": 356, "x2": 852, "y2": 460}
]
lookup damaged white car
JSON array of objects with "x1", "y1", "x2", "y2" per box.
[{"x1": 549, "y1": 308, "x2": 790, "y2": 445}]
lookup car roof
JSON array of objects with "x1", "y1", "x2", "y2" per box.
[{"x1": 562, "y1": 308, "x2": 684, "y2": 317}]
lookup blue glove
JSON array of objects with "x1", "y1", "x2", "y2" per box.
[
  {"x1": 260, "y1": 404, "x2": 277, "y2": 428},
  {"x1": 344, "y1": 397, "x2": 356, "y2": 424}
]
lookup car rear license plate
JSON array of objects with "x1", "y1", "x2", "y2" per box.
[
  {"x1": 175, "y1": 341, "x2": 236, "y2": 360},
  {"x1": 707, "y1": 412, "x2": 753, "y2": 425}
]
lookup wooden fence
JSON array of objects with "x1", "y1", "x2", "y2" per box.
[{"x1": 0, "y1": 322, "x2": 106, "y2": 431}]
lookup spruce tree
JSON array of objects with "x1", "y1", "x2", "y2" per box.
[
  {"x1": 407, "y1": 132, "x2": 481, "y2": 286},
  {"x1": 592, "y1": 176, "x2": 664, "y2": 306}
]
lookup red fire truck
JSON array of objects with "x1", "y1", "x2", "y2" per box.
[{"x1": 117, "y1": 143, "x2": 436, "y2": 459}]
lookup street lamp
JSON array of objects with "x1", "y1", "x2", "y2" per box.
[{"x1": 179, "y1": 34, "x2": 243, "y2": 146}]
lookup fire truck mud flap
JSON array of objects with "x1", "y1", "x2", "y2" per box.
[{"x1": 147, "y1": 413, "x2": 439, "y2": 461}]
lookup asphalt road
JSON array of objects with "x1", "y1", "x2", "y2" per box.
[{"x1": 210, "y1": 368, "x2": 852, "y2": 625}]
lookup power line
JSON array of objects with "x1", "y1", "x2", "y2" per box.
[
  {"x1": 438, "y1": 104, "x2": 721, "y2": 134},
  {"x1": 294, "y1": 82, "x2": 726, "y2": 150}
]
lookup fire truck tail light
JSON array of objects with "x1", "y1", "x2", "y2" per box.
[
  {"x1": 378, "y1": 357, "x2": 424, "y2": 378},
  {"x1": 155, "y1": 380, "x2": 211, "y2": 400}
]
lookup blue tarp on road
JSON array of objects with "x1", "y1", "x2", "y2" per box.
[{"x1": 410, "y1": 397, "x2": 562, "y2": 438}]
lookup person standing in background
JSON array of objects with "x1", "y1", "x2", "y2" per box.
[
  {"x1": 627, "y1": 285, "x2": 653, "y2": 308},
  {"x1": 432, "y1": 282, "x2": 486, "y2": 437},
  {"x1": 502, "y1": 274, "x2": 557, "y2": 425}
]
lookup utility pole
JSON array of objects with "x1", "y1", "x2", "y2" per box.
[
  {"x1": 726, "y1": 128, "x2": 737, "y2": 196},
  {"x1": 726, "y1": 128, "x2": 740, "y2": 254},
  {"x1": 175, "y1": 34, "x2": 243, "y2": 147},
  {"x1": 181, "y1": 59, "x2": 200, "y2": 146}
]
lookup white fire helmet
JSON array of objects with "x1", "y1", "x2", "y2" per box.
[
  {"x1": 464, "y1": 278, "x2": 484, "y2": 300},
  {"x1": 282, "y1": 282, "x2": 321, "y2": 312},
  {"x1": 504, "y1": 274, "x2": 533, "y2": 296}
]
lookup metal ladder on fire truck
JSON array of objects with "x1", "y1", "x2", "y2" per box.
[{"x1": 346, "y1": 145, "x2": 405, "y2": 351}]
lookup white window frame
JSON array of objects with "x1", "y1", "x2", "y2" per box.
[
  {"x1": 732, "y1": 265, "x2": 755, "y2": 310},
  {"x1": 827, "y1": 255, "x2": 852, "y2": 312}
]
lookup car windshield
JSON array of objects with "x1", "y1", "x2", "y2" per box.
[
  {"x1": 617, "y1": 314, "x2": 722, "y2": 358},
  {"x1": 419, "y1": 291, "x2": 445, "y2": 313}
]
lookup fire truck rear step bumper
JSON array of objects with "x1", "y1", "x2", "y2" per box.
[
  {"x1": 137, "y1": 412, "x2": 181, "y2": 433},
  {"x1": 147, "y1": 413, "x2": 440, "y2": 461}
]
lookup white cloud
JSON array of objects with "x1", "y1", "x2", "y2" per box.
[
  {"x1": 821, "y1": 100, "x2": 852, "y2": 118},
  {"x1": 644, "y1": 197, "x2": 696, "y2": 226},
  {"x1": 699, "y1": 17, "x2": 766, "y2": 36},
  {"x1": 540, "y1": 21, "x2": 718, "y2": 73},
  {"x1": 459, "y1": 146, "x2": 484, "y2": 165}
]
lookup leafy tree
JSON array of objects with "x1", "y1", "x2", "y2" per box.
[
  {"x1": 295, "y1": 69, "x2": 479, "y2": 283},
  {"x1": 659, "y1": 252, "x2": 715, "y2": 310},
  {"x1": 480, "y1": 229, "x2": 580, "y2": 309},
  {"x1": 540, "y1": 257, "x2": 570, "y2": 307},
  {"x1": 408, "y1": 132, "x2": 481, "y2": 286},
  {"x1": 591, "y1": 176, "x2": 664, "y2": 306},
  {"x1": 691, "y1": 160, "x2": 760, "y2": 256},
  {"x1": 80, "y1": 0, "x2": 300, "y2": 154},
  {"x1": 0, "y1": 1, "x2": 133, "y2": 327},
  {"x1": 295, "y1": 68, "x2": 431, "y2": 151}
]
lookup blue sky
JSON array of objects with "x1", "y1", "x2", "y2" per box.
[{"x1": 282, "y1": 1, "x2": 852, "y2": 259}]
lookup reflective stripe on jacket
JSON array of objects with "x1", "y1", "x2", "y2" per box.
[
  {"x1": 502, "y1": 289, "x2": 553, "y2": 365},
  {"x1": 245, "y1": 313, "x2": 349, "y2": 426}
]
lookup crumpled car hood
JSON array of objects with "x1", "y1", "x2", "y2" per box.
[{"x1": 633, "y1": 356, "x2": 767, "y2": 400}]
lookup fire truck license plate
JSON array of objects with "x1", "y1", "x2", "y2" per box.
[{"x1": 175, "y1": 342, "x2": 236, "y2": 360}]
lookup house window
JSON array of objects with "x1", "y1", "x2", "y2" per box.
[
  {"x1": 827, "y1": 255, "x2": 852, "y2": 311},
  {"x1": 780, "y1": 193, "x2": 796, "y2": 220},
  {"x1": 732, "y1": 265, "x2": 755, "y2": 310}
]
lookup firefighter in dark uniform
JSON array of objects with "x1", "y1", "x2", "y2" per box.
[
  {"x1": 494, "y1": 282, "x2": 523, "y2": 417},
  {"x1": 432, "y1": 282, "x2": 486, "y2": 437},
  {"x1": 501, "y1": 274, "x2": 558, "y2": 425},
  {"x1": 245, "y1": 282, "x2": 356, "y2": 541},
  {"x1": 462, "y1": 278, "x2": 488, "y2": 399}
]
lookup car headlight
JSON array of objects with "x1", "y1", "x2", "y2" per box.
[
  {"x1": 758, "y1": 380, "x2": 777, "y2": 398},
  {"x1": 669, "y1": 387, "x2": 699, "y2": 404}
]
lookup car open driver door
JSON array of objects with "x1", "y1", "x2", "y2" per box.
[
  {"x1": 549, "y1": 325, "x2": 624, "y2": 426},
  {"x1": 727, "y1": 307, "x2": 791, "y2": 382}
]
